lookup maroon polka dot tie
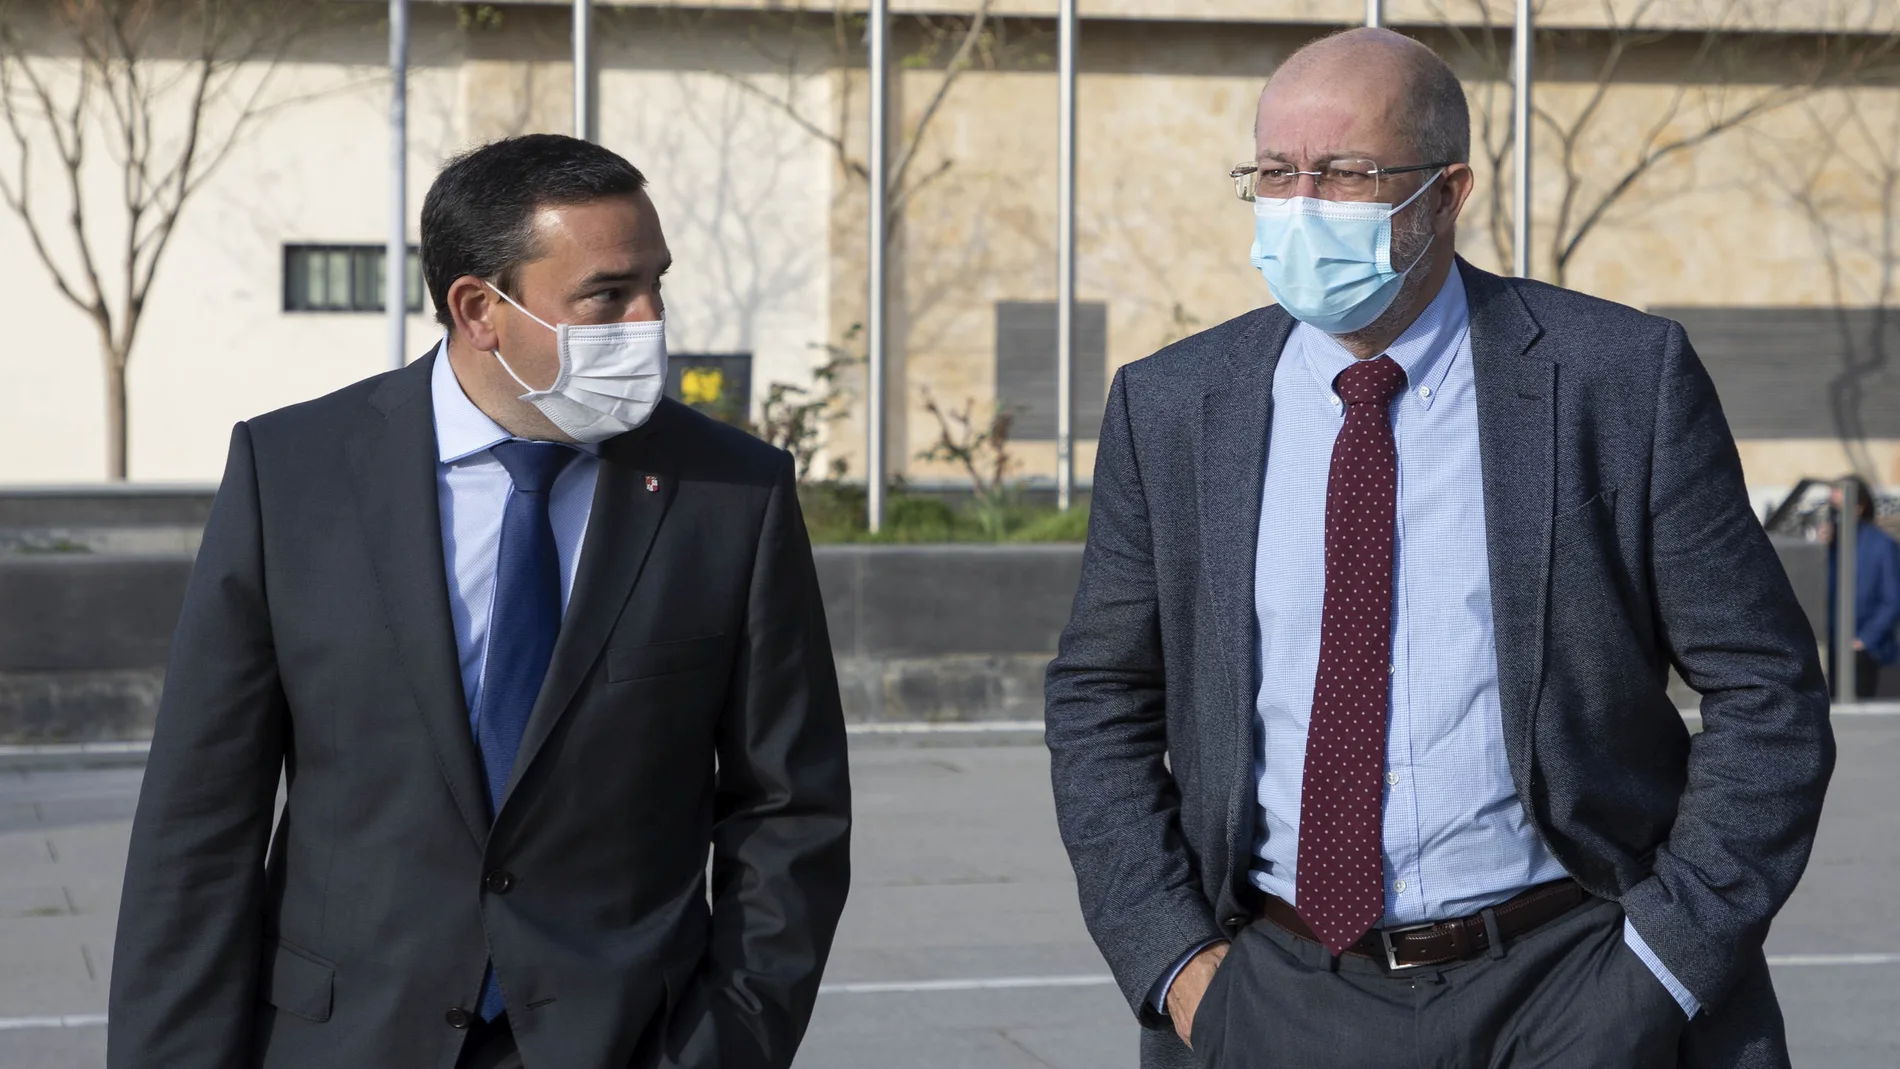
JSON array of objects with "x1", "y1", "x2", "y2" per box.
[{"x1": 1295, "y1": 354, "x2": 1407, "y2": 956}]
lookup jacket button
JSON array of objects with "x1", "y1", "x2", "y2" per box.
[
  {"x1": 485, "y1": 869, "x2": 516, "y2": 894},
  {"x1": 445, "y1": 1007, "x2": 471, "y2": 1029},
  {"x1": 1225, "y1": 915, "x2": 1249, "y2": 929}
]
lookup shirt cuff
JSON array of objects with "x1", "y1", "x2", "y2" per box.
[
  {"x1": 1623, "y1": 917, "x2": 1700, "y2": 1019},
  {"x1": 1149, "y1": 938, "x2": 1228, "y2": 1015}
]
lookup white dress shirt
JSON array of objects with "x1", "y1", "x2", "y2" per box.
[{"x1": 431, "y1": 342, "x2": 602, "y2": 722}]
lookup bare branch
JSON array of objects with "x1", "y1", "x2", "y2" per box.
[
  {"x1": 0, "y1": 0, "x2": 350, "y2": 476},
  {"x1": 887, "y1": 0, "x2": 992, "y2": 200}
]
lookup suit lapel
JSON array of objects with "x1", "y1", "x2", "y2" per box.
[
  {"x1": 1199, "y1": 311, "x2": 1294, "y2": 709},
  {"x1": 500, "y1": 404, "x2": 682, "y2": 812},
  {"x1": 1463, "y1": 261, "x2": 1555, "y2": 793},
  {"x1": 1198, "y1": 308, "x2": 1295, "y2": 878},
  {"x1": 346, "y1": 353, "x2": 491, "y2": 846}
]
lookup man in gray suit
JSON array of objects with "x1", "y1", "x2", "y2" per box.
[
  {"x1": 1046, "y1": 29, "x2": 1830, "y2": 1069},
  {"x1": 109, "y1": 136, "x2": 850, "y2": 1068}
]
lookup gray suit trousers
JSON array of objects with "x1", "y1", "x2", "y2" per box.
[{"x1": 1185, "y1": 897, "x2": 1787, "y2": 1069}]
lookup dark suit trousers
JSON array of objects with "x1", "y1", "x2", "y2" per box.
[{"x1": 1187, "y1": 897, "x2": 1740, "y2": 1069}]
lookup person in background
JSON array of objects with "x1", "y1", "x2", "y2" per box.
[{"x1": 1826, "y1": 475, "x2": 1900, "y2": 699}]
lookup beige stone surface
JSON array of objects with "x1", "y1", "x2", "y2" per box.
[{"x1": 0, "y1": 0, "x2": 1895, "y2": 493}]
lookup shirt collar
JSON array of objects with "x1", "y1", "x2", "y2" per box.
[
  {"x1": 432, "y1": 338, "x2": 513, "y2": 464},
  {"x1": 429, "y1": 338, "x2": 601, "y2": 463},
  {"x1": 1300, "y1": 261, "x2": 1471, "y2": 411}
]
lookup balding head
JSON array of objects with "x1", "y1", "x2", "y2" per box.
[{"x1": 1258, "y1": 28, "x2": 1470, "y2": 169}]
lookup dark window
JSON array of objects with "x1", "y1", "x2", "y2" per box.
[
  {"x1": 994, "y1": 300, "x2": 1107, "y2": 440},
  {"x1": 284, "y1": 244, "x2": 423, "y2": 313},
  {"x1": 1653, "y1": 307, "x2": 1900, "y2": 439},
  {"x1": 667, "y1": 353, "x2": 753, "y2": 426}
]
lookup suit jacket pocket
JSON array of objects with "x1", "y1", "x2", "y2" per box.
[
  {"x1": 261, "y1": 940, "x2": 334, "y2": 1023},
  {"x1": 1553, "y1": 488, "x2": 1617, "y2": 551},
  {"x1": 608, "y1": 635, "x2": 728, "y2": 683}
]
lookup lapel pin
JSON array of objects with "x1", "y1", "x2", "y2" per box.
[{"x1": 644, "y1": 475, "x2": 660, "y2": 493}]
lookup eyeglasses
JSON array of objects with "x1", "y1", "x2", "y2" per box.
[{"x1": 1229, "y1": 158, "x2": 1452, "y2": 203}]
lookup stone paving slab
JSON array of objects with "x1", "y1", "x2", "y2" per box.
[{"x1": 1, "y1": 728, "x2": 1896, "y2": 1068}]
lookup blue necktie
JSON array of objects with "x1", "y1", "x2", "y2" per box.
[{"x1": 475, "y1": 439, "x2": 576, "y2": 1019}]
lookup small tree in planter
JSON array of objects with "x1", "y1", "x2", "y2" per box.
[{"x1": 916, "y1": 387, "x2": 1018, "y2": 540}]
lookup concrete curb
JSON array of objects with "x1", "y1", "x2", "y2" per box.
[
  {"x1": 11, "y1": 704, "x2": 1897, "y2": 771},
  {"x1": 0, "y1": 721, "x2": 1056, "y2": 770}
]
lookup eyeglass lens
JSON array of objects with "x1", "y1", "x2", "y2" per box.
[{"x1": 1239, "y1": 159, "x2": 1388, "y2": 202}]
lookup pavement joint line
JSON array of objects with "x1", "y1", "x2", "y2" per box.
[
  {"x1": 3, "y1": 954, "x2": 1898, "y2": 1030},
  {"x1": 1766, "y1": 952, "x2": 1900, "y2": 966},
  {"x1": 820, "y1": 975, "x2": 1117, "y2": 995},
  {"x1": 845, "y1": 721, "x2": 1045, "y2": 735},
  {"x1": 0, "y1": 1013, "x2": 107, "y2": 1031}
]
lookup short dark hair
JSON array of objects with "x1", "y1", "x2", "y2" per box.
[
  {"x1": 1845, "y1": 474, "x2": 1878, "y2": 520},
  {"x1": 1405, "y1": 49, "x2": 1471, "y2": 166},
  {"x1": 420, "y1": 134, "x2": 647, "y2": 329}
]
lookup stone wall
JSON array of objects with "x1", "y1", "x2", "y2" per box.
[{"x1": 0, "y1": 521, "x2": 1845, "y2": 742}]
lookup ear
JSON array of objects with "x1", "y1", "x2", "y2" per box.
[
  {"x1": 1435, "y1": 163, "x2": 1476, "y2": 234},
  {"x1": 447, "y1": 275, "x2": 501, "y2": 352}
]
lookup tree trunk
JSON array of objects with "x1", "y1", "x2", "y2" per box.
[{"x1": 106, "y1": 354, "x2": 128, "y2": 481}]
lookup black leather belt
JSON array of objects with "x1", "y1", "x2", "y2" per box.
[{"x1": 1260, "y1": 878, "x2": 1587, "y2": 970}]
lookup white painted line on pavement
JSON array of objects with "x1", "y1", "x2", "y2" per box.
[
  {"x1": 820, "y1": 954, "x2": 1900, "y2": 997},
  {"x1": 821, "y1": 974, "x2": 1115, "y2": 995},
  {"x1": 845, "y1": 720, "x2": 1044, "y2": 735},
  {"x1": 0, "y1": 1013, "x2": 107, "y2": 1031},
  {"x1": 4, "y1": 956, "x2": 1896, "y2": 1028},
  {"x1": 1767, "y1": 952, "x2": 1900, "y2": 966},
  {"x1": 1830, "y1": 702, "x2": 1900, "y2": 715}
]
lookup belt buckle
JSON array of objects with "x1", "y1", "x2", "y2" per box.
[{"x1": 1378, "y1": 921, "x2": 1437, "y2": 972}]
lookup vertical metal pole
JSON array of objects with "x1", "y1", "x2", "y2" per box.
[
  {"x1": 1055, "y1": 0, "x2": 1076, "y2": 512},
  {"x1": 866, "y1": 0, "x2": 889, "y2": 532},
  {"x1": 574, "y1": 0, "x2": 597, "y2": 142},
  {"x1": 1366, "y1": 0, "x2": 1383, "y2": 28},
  {"x1": 1836, "y1": 479, "x2": 1861, "y2": 701},
  {"x1": 388, "y1": 0, "x2": 409, "y2": 370},
  {"x1": 1512, "y1": 0, "x2": 1533, "y2": 278}
]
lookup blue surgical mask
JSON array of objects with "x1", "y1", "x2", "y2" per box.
[{"x1": 1248, "y1": 171, "x2": 1442, "y2": 335}]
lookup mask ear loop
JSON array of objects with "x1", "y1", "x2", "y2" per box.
[
  {"x1": 1385, "y1": 169, "x2": 1445, "y2": 275},
  {"x1": 483, "y1": 281, "x2": 558, "y2": 395}
]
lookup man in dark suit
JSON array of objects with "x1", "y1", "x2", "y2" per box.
[
  {"x1": 109, "y1": 135, "x2": 851, "y2": 1069},
  {"x1": 1046, "y1": 30, "x2": 1831, "y2": 1069}
]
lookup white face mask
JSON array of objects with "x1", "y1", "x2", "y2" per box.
[{"x1": 484, "y1": 282, "x2": 668, "y2": 444}]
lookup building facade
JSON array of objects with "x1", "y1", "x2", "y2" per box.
[{"x1": 2, "y1": 0, "x2": 1897, "y2": 508}]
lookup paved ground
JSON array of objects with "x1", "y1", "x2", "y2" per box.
[{"x1": 2, "y1": 718, "x2": 1896, "y2": 1068}]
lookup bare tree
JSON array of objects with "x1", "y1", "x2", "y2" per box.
[
  {"x1": 686, "y1": 0, "x2": 1028, "y2": 228},
  {"x1": 1426, "y1": 0, "x2": 1896, "y2": 286},
  {"x1": 638, "y1": 1, "x2": 1046, "y2": 486},
  {"x1": 0, "y1": 0, "x2": 341, "y2": 479},
  {"x1": 916, "y1": 386, "x2": 1017, "y2": 536},
  {"x1": 1750, "y1": 80, "x2": 1900, "y2": 479}
]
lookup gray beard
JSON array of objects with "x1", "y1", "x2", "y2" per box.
[{"x1": 1335, "y1": 207, "x2": 1438, "y2": 353}]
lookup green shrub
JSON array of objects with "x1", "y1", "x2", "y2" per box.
[
  {"x1": 1009, "y1": 504, "x2": 1091, "y2": 543},
  {"x1": 797, "y1": 484, "x2": 1089, "y2": 544}
]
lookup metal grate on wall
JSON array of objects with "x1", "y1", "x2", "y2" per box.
[
  {"x1": 994, "y1": 300, "x2": 1107, "y2": 440},
  {"x1": 1656, "y1": 306, "x2": 1900, "y2": 439}
]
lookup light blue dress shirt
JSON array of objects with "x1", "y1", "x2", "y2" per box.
[
  {"x1": 431, "y1": 342, "x2": 602, "y2": 723},
  {"x1": 1155, "y1": 268, "x2": 1697, "y2": 1019}
]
